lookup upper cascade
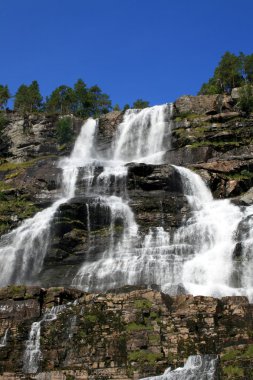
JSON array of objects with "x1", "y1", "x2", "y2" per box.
[
  {"x1": 1, "y1": 103, "x2": 253, "y2": 303},
  {"x1": 112, "y1": 104, "x2": 172, "y2": 164}
]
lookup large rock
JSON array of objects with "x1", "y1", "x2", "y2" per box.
[
  {"x1": 0, "y1": 287, "x2": 252, "y2": 379},
  {"x1": 174, "y1": 94, "x2": 233, "y2": 115}
]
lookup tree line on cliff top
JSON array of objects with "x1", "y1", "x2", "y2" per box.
[
  {"x1": 0, "y1": 79, "x2": 149, "y2": 117},
  {"x1": 198, "y1": 51, "x2": 253, "y2": 95}
]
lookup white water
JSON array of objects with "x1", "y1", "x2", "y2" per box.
[
  {"x1": 113, "y1": 104, "x2": 171, "y2": 164},
  {"x1": 72, "y1": 104, "x2": 172, "y2": 290},
  {"x1": 1, "y1": 103, "x2": 253, "y2": 300},
  {"x1": 140, "y1": 355, "x2": 218, "y2": 380},
  {"x1": 23, "y1": 305, "x2": 65, "y2": 374},
  {"x1": 172, "y1": 166, "x2": 253, "y2": 299},
  {"x1": 69, "y1": 104, "x2": 253, "y2": 299},
  {"x1": 0, "y1": 118, "x2": 97, "y2": 286},
  {"x1": 0, "y1": 328, "x2": 9, "y2": 347}
]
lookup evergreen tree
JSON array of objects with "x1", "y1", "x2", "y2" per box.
[
  {"x1": 73, "y1": 79, "x2": 89, "y2": 117},
  {"x1": 0, "y1": 85, "x2": 11, "y2": 109},
  {"x1": 86, "y1": 85, "x2": 111, "y2": 117},
  {"x1": 198, "y1": 51, "x2": 253, "y2": 95},
  {"x1": 123, "y1": 104, "x2": 130, "y2": 111},
  {"x1": 133, "y1": 99, "x2": 150, "y2": 109},
  {"x1": 14, "y1": 81, "x2": 42, "y2": 113},
  {"x1": 46, "y1": 85, "x2": 76, "y2": 114},
  {"x1": 113, "y1": 104, "x2": 121, "y2": 111},
  {"x1": 214, "y1": 52, "x2": 242, "y2": 93}
]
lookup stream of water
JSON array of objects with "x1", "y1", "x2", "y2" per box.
[{"x1": 0, "y1": 104, "x2": 253, "y2": 300}]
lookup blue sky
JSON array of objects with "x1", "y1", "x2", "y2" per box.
[{"x1": 1, "y1": 0, "x2": 253, "y2": 108}]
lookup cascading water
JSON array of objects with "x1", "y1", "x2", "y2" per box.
[
  {"x1": 0, "y1": 328, "x2": 9, "y2": 347},
  {"x1": 72, "y1": 104, "x2": 172, "y2": 290},
  {"x1": 0, "y1": 118, "x2": 97, "y2": 286},
  {"x1": 1, "y1": 102, "x2": 253, "y2": 302},
  {"x1": 23, "y1": 305, "x2": 66, "y2": 374},
  {"x1": 173, "y1": 166, "x2": 253, "y2": 299},
  {"x1": 140, "y1": 355, "x2": 219, "y2": 380}
]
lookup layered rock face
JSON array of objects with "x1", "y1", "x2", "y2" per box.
[
  {"x1": 0, "y1": 95, "x2": 253, "y2": 378},
  {"x1": 0, "y1": 286, "x2": 253, "y2": 379}
]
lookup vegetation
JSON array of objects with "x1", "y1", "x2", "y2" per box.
[
  {"x1": 14, "y1": 81, "x2": 42, "y2": 113},
  {"x1": 199, "y1": 51, "x2": 253, "y2": 95},
  {"x1": 133, "y1": 98, "x2": 150, "y2": 109},
  {"x1": 0, "y1": 85, "x2": 11, "y2": 109},
  {"x1": 238, "y1": 84, "x2": 253, "y2": 116},
  {"x1": 0, "y1": 112, "x2": 9, "y2": 130},
  {"x1": 56, "y1": 117, "x2": 73, "y2": 144}
]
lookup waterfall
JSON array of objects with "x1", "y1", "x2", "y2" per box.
[
  {"x1": 173, "y1": 166, "x2": 253, "y2": 299},
  {"x1": 113, "y1": 104, "x2": 171, "y2": 164},
  {"x1": 0, "y1": 328, "x2": 9, "y2": 347},
  {"x1": 23, "y1": 305, "x2": 65, "y2": 374},
  {"x1": 72, "y1": 104, "x2": 172, "y2": 291},
  {"x1": 140, "y1": 355, "x2": 219, "y2": 380},
  {"x1": 1, "y1": 102, "x2": 253, "y2": 300},
  {"x1": 0, "y1": 118, "x2": 97, "y2": 286}
]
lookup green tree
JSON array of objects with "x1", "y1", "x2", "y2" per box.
[
  {"x1": 56, "y1": 117, "x2": 73, "y2": 144},
  {"x1": 214, "y1": 52, "x2": 242, "y2": 93},
  {"x1": 238, "y1": 84, "x2": 253, "y2": 116},
  {"x1": 14, "y1": 81, "x2": 42, "y2": 113},
  {"x1": 123, "y1": 104, "x2": 130, "y2": 111},
  {"x1": 244, "y1": 54, "x2": 253, "y2": 83},
  {"x1": 198, "y1": 77, "x2": 221, "y2": 95},
  {"x1": 46, "y1": 85, "x2": 76, "y2": 114},
  {"x1": 133, "y1": 99, "x2": 150, "y2": 109},
  {"x1": 73, "y1": 79, "x2": 88, "y2": 117},
  {"x1": 0, "y1": 85, "x2": 11, "y2": 109},
  {"x1": 113, "y1": 104, "x2": 121, "y2": 111},
  {"x1": 86, "y1": 85, "x2": 111, "y2": 117}
]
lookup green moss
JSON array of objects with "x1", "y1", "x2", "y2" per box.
[
  {"x1": 126, "y1": 322, "x2": 153, "y2": 332},
  {"x1": 222, "y1": 349, "x2": 240, "y2": 361},
  {"x1": 85, "y1": 314, "x2": 98, "y2": 323},
  {"x1": 148, "y1": 334, "x2": 160, "y2": 343},
  {"x1": 7, "y1": 285, "x2": 26, "y2": 298},
  {"x1": 0, "y1": 197, "x2": 38, "y2": 235},
  {"x1": 222, "y1": 170, "x2": 253, "y2": 181},
  {"x1": 174, "y1": 112, "x2": 203, "y2": 122},
  {"x1": 223, "y1": 365, "x2": 244, "y2": 377},
  {"x1": 134, "y1": 299, "x2": 152, "y2": 309},
  {"x1": 241, "y1": 344, "x2": 253, "y2": 358},
  {"x1": 65, "y1": 375, "x2": 75, "y2": 380},
  {"x1": 0, "y1": 155, "x2": 57, "y2": 173},
  {"x1": 128, "y1": 350, "x2": 162, "y2": 364}
]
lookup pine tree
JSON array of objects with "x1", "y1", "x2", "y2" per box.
[
  {"x1": 0, "y1": 85, "x2": 11, "y2": 109},
  {"x1": 14, "y1": 81, "x2": 42, "y2": 113},
  {"x1": 133, "y1": 99, "x2": 150, "y2": 109},
  {"x1": 46, "y1": 85, "x2": 76, "y2": 114}
]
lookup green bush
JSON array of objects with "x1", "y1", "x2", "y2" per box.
[
  {"x1": 56, "y1": 117, "x2": 73, "y2": 144},
  {"x1": 238, "y1": 84, "x2": 253, "y2": 116},
  {"x1": 0, "y1": 113, "x2": 9, "y2": 130}
]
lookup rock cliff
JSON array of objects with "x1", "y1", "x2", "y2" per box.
[
  {"x1": 0, "y1": 94, "x2": 253, "y2": 378},
  {"x1": 0, "y1": 286, "x2": 253, "y2": 379}
]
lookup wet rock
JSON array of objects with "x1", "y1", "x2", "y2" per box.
[{"x1": 0, "y1": 287, "x2": 252, "y2": 379}]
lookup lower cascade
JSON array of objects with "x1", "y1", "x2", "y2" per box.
[
  {"x1": 0, "y1": 103, "x2": 253, "y2": 301},
  {"x1": 23, "y1": 305, "x2": 66, "y2": 374},
  {"x1": 140, "y1": 355, "x2": 219, "y2": 380}
]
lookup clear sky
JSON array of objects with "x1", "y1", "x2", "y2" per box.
[{"x1": 1, "y1": 0, "x2": 253, "y2": 108}]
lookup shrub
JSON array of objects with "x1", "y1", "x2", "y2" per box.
[
  {"x1": 238, "y1": 84, "x2": 253, "y2": 116},
  {"x1": 56, "y1": 117, "x2": 73, "y2": 144}
]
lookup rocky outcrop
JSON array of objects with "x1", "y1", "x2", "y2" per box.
[
  {"x1": 174, "y1": 94, "x2": 234, "y2": 116},
  {"x1": 0, "y1": 286, "x2": 252, "y2": 379},
  {"x1": 35, "y1": 164, "x2": 189, "y2": 287}
]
